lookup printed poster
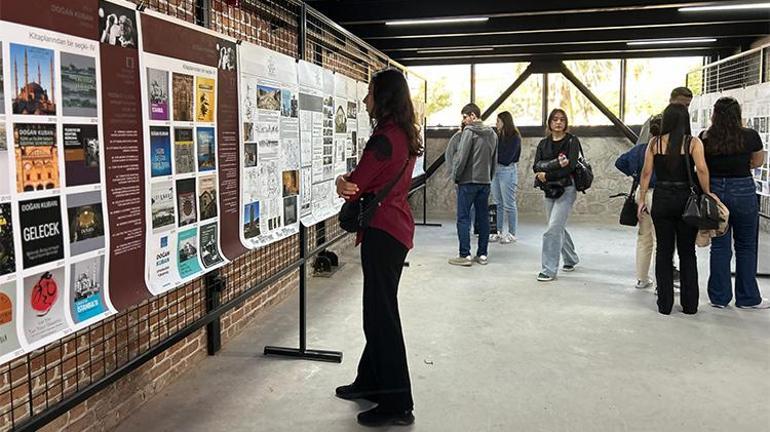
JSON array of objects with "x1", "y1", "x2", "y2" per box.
[
  {"x1": 140, "y1": 11, "x2": 227, "y2": 295},
  {"x1": 298, "y1": 61, "x2": 340, "y2": 226},
  {"x1": 238, "y1": 42, "x2": 300, "y2": 248}
]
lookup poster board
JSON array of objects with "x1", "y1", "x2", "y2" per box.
[{"x1": 239, "y1": 42, "x2": 301, "y2": 246}]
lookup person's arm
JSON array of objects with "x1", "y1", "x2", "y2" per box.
[
  {"x1": 444, "y1": 131, "x2": 460, "y2": 178},
  {"x1": 690, "y1": 136, "x2": 711, "y2": 195},
  {"x1": 637, "y1": 139, "x2": 655, "y2": 218},
  {"x1": 337, "y1": 134, "x2": 392, "y2": 200},
  {"x1": 490, "y1": 135, "x2": 498, "y2": 180},
  {"x1": 545, "y1": 135, "x2": 580, "y2": 181},
  {"x1": 453, "y1": 130, "x2": 473, "y2": 183},
  {"x1": 751, "y1": 150, "x2": 766, "y2": 169}
]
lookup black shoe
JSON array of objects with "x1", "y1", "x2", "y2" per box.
[
  {"x1": 357, "y1": 406, "x2": 414, "y2": 427},
  {"x1": 335, "y1": 384, "x2": 378, "y2": 402}
]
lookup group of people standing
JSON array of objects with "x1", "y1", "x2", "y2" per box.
[{"x1": 445, "y1": 103, "x2": 583, "y2": 283}]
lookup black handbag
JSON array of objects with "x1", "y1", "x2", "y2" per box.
[
  {"x1": 572, "y1": 138, "x2": 594, "y2": 193},
  {"x1": 681, "y1": 138, "x2": 720, "y2": 230},
  {"x1": 338, "y1": 160, "x2": 409, "y2": 233},
  {"x1": 619, "y1": 178, "x2": 639, "y2": 227}
]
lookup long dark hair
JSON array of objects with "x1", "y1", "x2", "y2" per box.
[
  {"x1": 497, "y1": 111, "x2": 520, "y2": 138},
  {"x1": 659, "y1": 103, "x2": 692, "y2": 170},
  {"x1": 705, "y1": 97, "x2": 744, "y2": 155},
  {"x1": 546, "y1": 108, "x2": 569, "y2": 136},
  {"x1": 370, "y1": 69, "x2": 424, "y2": 156}
]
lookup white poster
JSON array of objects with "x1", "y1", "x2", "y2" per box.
[
  {"x1": 0, "y1": 17, "x2": 117, "y2": 358},
  {"x1": 140, "y1": 49, "x2": 226, "y2": 295},
  {"x1": 239, "y1": 42, "x2": 300, "y2": 246},
  {"x1": 407, "y1": 73, "x2": 426, "y2": 178}
]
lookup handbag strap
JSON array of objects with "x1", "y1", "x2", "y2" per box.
[
  {"x1": 682, "y1": 135, "x2": 696, "y2": 195},
  {"x1": 372, "y1": 158, "x2": 410, "y2": 203}
]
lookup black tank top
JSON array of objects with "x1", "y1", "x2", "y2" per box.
[{"x1": 652, "y1": 137, "x2": 695, "y2": 183}]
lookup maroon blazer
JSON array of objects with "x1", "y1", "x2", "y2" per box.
[{"x1": 347, "y1": 120, "x2": 417, "y2": 249}]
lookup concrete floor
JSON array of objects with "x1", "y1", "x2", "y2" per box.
[{"x1": 117, "y1": 217, "x2": 770, "y2": 432}]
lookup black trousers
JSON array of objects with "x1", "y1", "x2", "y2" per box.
[
  {"x1": 355, "y1": 228, "x2": 413, "y2": 412},
  {"x1": 651, "y1": 187, "x2": 699, "y2": 314}
]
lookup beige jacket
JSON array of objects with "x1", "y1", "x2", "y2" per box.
[{"x1": 696, "y1": 197, "x2": 730, "y2": 247}]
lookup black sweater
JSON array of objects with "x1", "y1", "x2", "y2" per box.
[{"x1": 497, "y1": 134, "x2": 522, "y2": 165}]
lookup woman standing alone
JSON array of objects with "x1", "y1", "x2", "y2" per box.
[{"x1": 490, "y1": 111, "x2": 521, "y2": 243}]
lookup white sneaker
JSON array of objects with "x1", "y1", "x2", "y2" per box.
[
  {"x1": 474, "y1": 255, "x2": 488, "y2": 265},
  {"x1": 448, "y1": 256, "x2": 473, "y2": 267},
  {"x1": 709, "y1": 302, "x2": 727, "y2": 309},
  {"x1": 737, "y1": 298, "x2": 770, "y2": 310},
  {"x1": 489, "y1": 234, "x2": 501, "y2": 243},
  {"x1": 635, "y1": 279, "x2": 653, "y2": 289},
  {"x1": 500, "y1": 233, "x2": 514, "y2": 244}
]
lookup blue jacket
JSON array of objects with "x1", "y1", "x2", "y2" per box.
[{"x1": 615, "y1": 143, "x2": 656, "y2": 187}]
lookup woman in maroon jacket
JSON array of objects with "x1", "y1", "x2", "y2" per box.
[{"x1": 334, "y1": 69, "x2": 422, "y2": 427}]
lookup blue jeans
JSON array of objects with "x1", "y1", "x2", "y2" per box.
[
  {"x1": 457, "y1": 184, "x2": 490, "y2": 257},
  {"x1": 491, "y1": 163, "x2": 518, "y2": 236},
  {"x1": 708, "y1": 177, "x2": 762, "y2": 307},
  {"x1": 542, "y1": 186, "x2": 579, "y2": 277}
]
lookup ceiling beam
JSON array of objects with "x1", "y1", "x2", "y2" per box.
[
  {"x1": 306, "y1": 0, "x2": 721, "y2": 24},
  {"x1": 348, "y1": 10, "x2": 768, "y2": 39},
  {"x1": 374, "y1": 23, "x2": 767, "y2": 51},
  {"x1": 397, "y1": 47, "x2": 729, "y2": 66}
]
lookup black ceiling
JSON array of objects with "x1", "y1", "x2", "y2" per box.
[{"x1": 305, "y1": 0, "x2": 770, "y2": 65}]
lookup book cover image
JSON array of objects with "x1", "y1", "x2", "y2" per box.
[
  {"x1": 0, "y1": 45, "x2": 4, "y2": 115},
  {"x1": 10, "y1": 43, "x2": 56, "y2": 116},
  {"x1": 283, "y1": 196, "x2": 298, "y2": 226},
  {"x1": 0, "y1": 204, "x2": 15, "y2": 276},
  {"x1": 67, "y1": 191, "x2": 105, "y2": 257},
  {"x1": 243, "y1": 201, "x2": 260, "y2": 239},
  {"x1": 150, "y1": 181, "x2": 175, "y2": 230},
  {"x1": 198, "y1": 175, "x2": 217, "y2": 221},
  {"x1": 244, "y1": 142, "x2": 257, "y2": 167},
  {"x1": 19, "y1": 196, "x2": 64, "y2": 269},
  {"x1": 0, "y1": 282, "x2": 21, "y2": 358},
  {"x1": 196, "y1": 127, "x2": 215, "y2": 172},
  {"x1": 23, "y1": 266, "x2": 67, "y2": 344},
  {"x1": 173, "y1": 73, "x2": 194, "y2": 122},
  {"x1": 149, "y1": 233, "x2": 174, "y2": 290},
  {"x1": 147, "y1": 68, "x2": 169, "y2": 121},
  {"x1": 69, "y1": 256, "x2": 106, "y2": 324},
  {"x1": 0, "y1": 123, "x2": 6, "y2": 151},
  {"x1": 281, "y1": 89, "x2": 298, "y2": 118},
  {"x1": 61, "y1": 53, "x2": 98, "y2": 118},
  {"x1": 174, "y1": 128, "x2": 195, "y2": 174},
  {"x1": 150, "y1": 127, "x2": 172, "y2": 177},
  {"x1": 177, "y1": 228, "x2": 201, "y2": 279},
  {"x1": 199, "y1": 222, "x2": 223, "y2": 268},
  {"x1": 14, "y1": 123, "x2": 59, "y2": 193},
  {"x1": 63, "y1": 124, "x2": 100, "y2": 187},
  {"x1": 195, "y1": 77, "x2": 215, "y2": 122},
  {"x1": 176, "y1": 178, "x2": 197, "y2": 227},
  {"x1": 0, "y1": 124, "x2": 7, "y2": 196}
]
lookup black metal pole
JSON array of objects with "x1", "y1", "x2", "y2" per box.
[
  {"x1": 542, "y1": 73, "x2": 549, "y2": 127},
  {"x1": 559, "y1": 62, "x2": 638, "y2": 144},
  {"x1": 263, "y1": 3, "x2": 342, "y2": 363},
  {"x1": 205, "y1": 270, "x2": 223, "y2": 355}
]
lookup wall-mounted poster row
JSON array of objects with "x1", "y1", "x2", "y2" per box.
[{"x1": 0, "y1": 0, "x2": 374, "y2": 366}]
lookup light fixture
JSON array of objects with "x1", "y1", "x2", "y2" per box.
[
  {"x1": 679, "y1": 3, "x2": 770, "y2": 12},
  {"x1": 627, "y1": 38, "x2": 717, "y2": 46},
  {"x1": 385, "y1": 17, "x2": 489, "y2": 26},
  {"x1": 417, "y1": 47, "x2": 494, "y2": 54}
]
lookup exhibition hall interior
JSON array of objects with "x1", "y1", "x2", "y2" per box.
[{"x1": 0, "y1": 0, "x2": 768, "y2": 431}]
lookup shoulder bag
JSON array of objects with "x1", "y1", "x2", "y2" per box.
[
  {"x1": 682, "y1": 137, "x2": 720, "y2": 230},
  {"x1": 338, "y1": 159, "x2": 409, "y2": 233},
  {"x1": 619, "y1": 177, "x2": 639, "y2": 227},
  {"x1": 572, "y1": 137, "x2": 594, "y2": 193}
]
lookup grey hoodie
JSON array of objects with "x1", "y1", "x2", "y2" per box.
[
  {"x1": 444, "y1": 130, "x2": 462, "y2": 179},
  {"x1": 452, "y1": 121, "x2": 497, "y2": 184}
]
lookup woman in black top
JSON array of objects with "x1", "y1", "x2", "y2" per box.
[
  {"x1": 638, "y1": 103, "x2": 712, "y2": 315},
  {"x1": 700, "y1": 97, "x2": 769, "y2": 309},
  {"x1": 533, "y1": 109, "x2": 581, "y2": 282},
  {"x1": 490, "y1": 111, "x2": 522, "y2": 243}
]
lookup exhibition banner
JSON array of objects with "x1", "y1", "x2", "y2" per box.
[
  {"x1": 139, "y1": 11, "x2": 228, "y2": 295},
  {"x1": 0, "y1": 0, "x2": 118, "y2": 361},
  {"x1": 239, "y1": 42, "x2": 300, "y2": 247},
  {"x1": 297, "y1": 60, "x2": 339, "y2": 226}
]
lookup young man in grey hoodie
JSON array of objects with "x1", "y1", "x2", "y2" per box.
[{"x1": 449, "y1": 103, "x2": 498, "y2": 266}]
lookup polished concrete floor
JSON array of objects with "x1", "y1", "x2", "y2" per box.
[{"x1": 117, "y1": 217, "x2": 770, "y2": 432}]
